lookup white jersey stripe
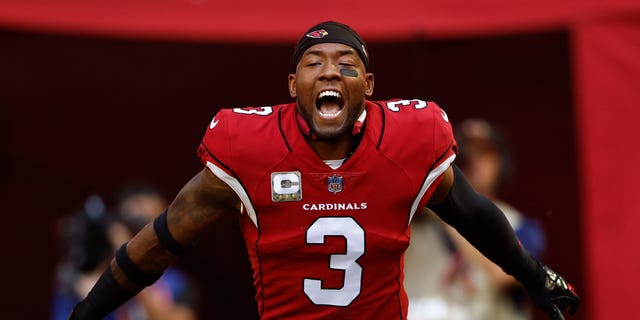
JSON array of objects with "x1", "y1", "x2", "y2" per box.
[
  {"x1": 206, "y1": 161, "x2": 258, "y2": 227},
  {"x1": 408, "y1": 154, "x2": 456, "y2": 224}
]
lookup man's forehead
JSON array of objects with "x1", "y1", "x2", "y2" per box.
[{"x1": 303, "y1": 43, "x2": 358, "y2": 56}]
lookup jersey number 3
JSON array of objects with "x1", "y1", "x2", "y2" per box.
[
  {"x1": 304, "y1": 217, "x2": 365, "y2": 307},
  {"x1": 386, "y1": 99, "x2": 427, "y2": 112}
]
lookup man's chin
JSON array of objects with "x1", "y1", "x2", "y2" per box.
[{"x1": 311, "y1": 126, "x2": 349, "y2": 141}]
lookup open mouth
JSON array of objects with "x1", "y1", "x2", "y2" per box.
[{"x1": 316, "y1": 90, "x2": 344, "y2": 119}]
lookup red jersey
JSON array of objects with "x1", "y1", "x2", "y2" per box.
[{"x1": 198, "y1": 99, "x2": 457, "y2": 319}]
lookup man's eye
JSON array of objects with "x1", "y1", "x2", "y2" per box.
[{"x1": 307, "y1": 62, "x2": 321, "y2": 66}]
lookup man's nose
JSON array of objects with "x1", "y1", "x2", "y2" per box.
[{"x1": 319, "y1": 62, "x2": 341, "y2": 80}]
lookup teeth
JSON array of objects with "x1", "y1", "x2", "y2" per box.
[
  {"x1": 318, "y1": 90, "x2": 341, "y2": 99},
  {"x1": 319, "y1": 110, "x2": 342, "y2": 117}
]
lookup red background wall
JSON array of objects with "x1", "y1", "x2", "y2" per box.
[{"x1": 1, "y1": 1, "x2": 639, "y2": 319}]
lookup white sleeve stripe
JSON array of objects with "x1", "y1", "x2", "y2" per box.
[
  {"x1": 408, "y1": 154, "x2": 456, "y2": 224},
  {"x1": 206, "y1": 161, "x2": 258, "y2": 227}
]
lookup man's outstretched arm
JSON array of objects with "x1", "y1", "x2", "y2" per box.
[
  {"x1": 69, "y1": 168, "x2": 239, "y2": 319},
  {"x1": 427, "y1": 164, "x2": 580, "y2": 320}
]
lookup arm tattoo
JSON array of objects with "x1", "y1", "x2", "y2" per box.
[{"x1": 166, "y1": 168, "x2": 239, "y2": 245}]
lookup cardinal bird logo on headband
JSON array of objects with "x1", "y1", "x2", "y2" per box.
[{"x1": 306, "y1": 29, "x2": 329, "y2": 39}]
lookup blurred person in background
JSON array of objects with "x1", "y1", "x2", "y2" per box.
[
  {"x1": 451, "y1": 118, "x2": 546, "y2": 320},
  {"x1": 111, "y1": 184, "x2": 198, "y2": 320},
  {"x1": 51, "y1": 190, "x2": 197, "y2": 320},
  {"x1": 405, "y1": 118, "x2": 547, "y2": 320},
  {"x1": 51, "y1": 195, "x2": 117, "y2": 320}
]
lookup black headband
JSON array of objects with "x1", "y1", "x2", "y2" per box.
[{"x1": 292, "y1": 21, "x2": 369, "y2": 72}]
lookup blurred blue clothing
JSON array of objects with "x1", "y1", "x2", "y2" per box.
[
  {"x1": 51, "y1": 264, "x2": 193, "y2": 320},
  {"x1": 515, "y1": 216, "x2": 546, "y2": 259}
]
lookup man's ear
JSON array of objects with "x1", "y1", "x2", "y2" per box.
[
  {"x1": 365, "y1": 73, "x2": 374, "y2": 97},
  {"x1": 288, "y1": 74, "x2": 297, "y2": 98}
]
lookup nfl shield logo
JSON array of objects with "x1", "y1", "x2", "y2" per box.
[{"x1": 327, "y1": 174, "x2": 343, "y2": 194}]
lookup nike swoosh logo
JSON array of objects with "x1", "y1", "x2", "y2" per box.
[
  {"x1": 440, "y1": 110, "x2": 449, "y2": 123},
  {"x1": 210, "y1": 118, "x2": 219, "y2": 129}
]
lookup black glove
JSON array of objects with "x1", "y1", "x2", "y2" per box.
[{"x1": 526, "y1": 264, "x2": 580, "y2": 320}]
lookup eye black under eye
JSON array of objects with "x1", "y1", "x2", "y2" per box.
[{"x1": 340, "y1": 69, "x2": 358, "y2": 77}]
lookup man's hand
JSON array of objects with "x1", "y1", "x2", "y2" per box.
[{"x1": 526, "y1": 265, "x2": 580, "y2": 320}]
